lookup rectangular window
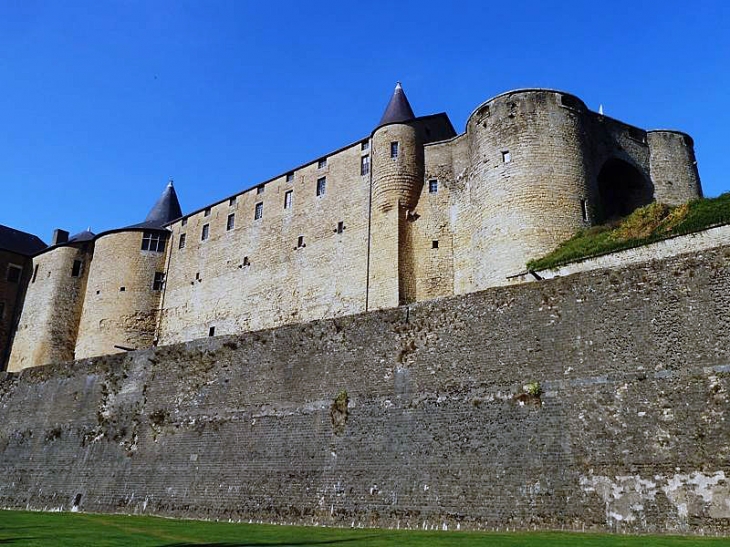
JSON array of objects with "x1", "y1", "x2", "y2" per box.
[
  {"x1": 361, "y1": 140, "x2": 369, "y2": 151},
  {"x1": 178, "y1": 233, "x2": 186, "y2": 249},
  {"x1": 181, "y1": 217, "x2": 187, "y2": 227},
  {"x1": 316, "y1": 177, "x2": 326, "y2": 197},
  {"x1": 141, "y1": 231, "x2": 166, "y2": 252},
  {"x1": 254, "y1": 202, "x2": 263, "y2": 220},
  {"x1": 390, "y1": 141, "x2": 399, "y2": 158},
  {"x1": 32, "y1": 265, "x2": 39, "y2": 283},
  {"x1": 361, "y1": 155, "x2": 370, "y2": 176},
  {"x1": 337, "y1": 221, "x2": 344, "y2": 234},
  {"x1": 286, "y1": 172, "x2": 294, "y2": 182},
  {"x1": 208, "y1": 326, "x2": 215, "y2": 337},
  {"x1": 229, "y1": 196, "x2": 237, "y2": 206},
  {"x1": 227, "y1": 213, "x2": 235, "y2": 231},
  {"x1": 243, "y1": 256, "x2": 250, "y2": 266},
  {"x1": 204, "y1": 207, "x2": 211, "y2": 217},
  {"x1": 6, "y1": 264, "x2": 22, "y2": 283},
  {"x1": 581, "y1": 199, "x2": 588, "y2": 222},
  {"x1": 502, "y1": 150, "x2": 511, "y2": 163},
  {"x1": 257, "y1": 185, "x2": 265, "y2": 194},
  {"x1": 297, "y1": 235, "x2": 305, "y2": 248},
  {"x1": 432, "y1": 240, "x2": 439, "y2": 249},
  {"x1": 318, "y1": 158, "x2": 327, "y2": 169},
  {"x1": 152, "y1": 272, "x2": 165, "y2": 291},
  {"x1": 429, "y1": 179, "x2": 438, "y2": 193},
  {"x1": 71, "y1": 260, "x2": 83, "y2": 277},
  {"x1": 284, "y1": 190, "x2": 293, "y2": 209},
  {"x1": 201, "y1": 224, "x2": 210, "y2": 241}
]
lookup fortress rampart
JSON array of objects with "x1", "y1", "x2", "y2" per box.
[{"x1": 0, "y1": 244, "x2": 728, "y2": 533}]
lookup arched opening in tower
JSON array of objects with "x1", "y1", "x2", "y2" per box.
[{"x1": 597, "y1": 159, "x2": 654, "y2": 222}]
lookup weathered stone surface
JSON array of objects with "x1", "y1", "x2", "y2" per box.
[{"x1": 0, "y1": 245, "x2": 728, "y2": 533}]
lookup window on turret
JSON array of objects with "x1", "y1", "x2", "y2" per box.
[
  {"x1": 502, "y1": 150, "x2": 511, "y2": 163},
  {"x1": 316, "y1": 177, "x2": 326, "y2": 197},
  {"x1": 6, "y1": 264, "x2": 22, "y2": 283},
  {"x1": 390, "y1": 142, "x2": 399, "y2": 158},
  {"x1": 361, "y1": 155, "x2": 370, "y2": 176},
  {"x1": 227, "y1": 213, "x2": 235, "y2": 231},
  {"x1": 71, "y1": 260, "x2": 83, "y2": 277},
  {"x1": 142, "y1": 231, "x2": 166, "y2": 252},
  {"x1": 429, "y1": 180, "x2": 438, "y2": 193},
  {"x1": 201, "y1": 224, "x2": 210, "y2": 241},
  {"x1": 581, "y1": 199, "x2": 588, "y2": 222},
  {"x1": 153, "y1": 272, "x2": 165, "y2": 291},
  {"x1": 254, "y1": 202, "x2": 263, "y2": 220}
]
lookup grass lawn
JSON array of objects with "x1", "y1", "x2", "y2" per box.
[{"x1": 0, "y1": 510, "x2": 728, "y2": 546}]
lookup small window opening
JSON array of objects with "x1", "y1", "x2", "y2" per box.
[
  {"x1": 361, "y1": 140, "x2": 369, "y2": 151},
  {"x1": 284, "y1": 190, "x2": 293, "y2": 209},
  {"x1": 181, "y1": 217, "x2": 187, "y2": 227},
  {"x1": 178, "y1": 233, "x2": 186, "y2": 249},
  {"x1": 73, "y1": 494, "x2": 82, "y2": 507},
  {"x1": 204, "y1": 207, "x2": 211, "y2": 217},
  {"x1": 390, "y1": 141, "x2": 399, "y2": 158},
  {"x1": 286, "y1": 172, "x2": 294, "y2": 182},
  {"x1": 361, "y1": 154, "x2": 370, "y2": 176},
  {"x1": 581, "y1": 199, "x2": 588, "y2": 222},
  {"x1": 96, "y1": 290, "x2": 100, "y2": 295},
  {"x1": 153, "y1": 272, "x2": 165, "y2": 291},
  {"x1": 316, "y1": 177, "x2": 326, "y2": 197},
  {"x1": 432, "y1": 240, "x2": 439, "y2": 249},
  {"x1": 209, "y1": 326, "x2": 215, "y2": 337},
  {"x1": 243, "y1": 256, "x2": 250, "y2": 267},
  {"x1": 195, "y1": 272, "x2": 200, "y2": 280},
  {"x1": 256, "y1": 185, "x2": 265, "y2": 194},
  {"x1": 6, "y1": 264, "x2": 22, "y2": 283},
  {"x1": 201, "y1": 224, "x2": 210, "y2": 241},
  {"x1": 502, "y1": 150, "x2": 511, "y2": 163},
  {"x1": 336, "y1": 221, "x2": 344, "y2": 234},
  {"x1": 119, "y1": 287, "x2": 126, "y2": 292},
  {"x1": 227, "y1": 213, "x2": 235, "y2": 231},
  {"x1": 32, "y1": 265, "x2": 39, "y2": 283},
  {"x1": 254, "y1": 202, "x2": 263, "y2": 220},
  {"x1": 297, "y1": 235, "x2": 305, "y2": 249},
  {"x1": 429, "y1": 180, "x2": 438, "y2": 193},
  {"x1": 318, "y1": 158, "x2": 327, "y2": 169},
  {"x1": 229, "y1": 196, "x2": 237, "y2": 206},
  {"x1": 71, "y1": 260, "x2": 83, "y2": 277}
]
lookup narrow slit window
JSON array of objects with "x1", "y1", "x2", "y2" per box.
[
  {"x1": 284, "y1": 190, "x2": 293, "y2": 209},
  {"x1": 254, "y1": 202, "x2": 263, "y2": 220},
  {"x1": 227, "y1": 213, "x2": 235, "y2": 231},
  {"x1": 243, "y1": 256, "x2": 250, "y2": 266},
  {"x1": 297, "y1": 235, "x2": 305, "y2": 248},
  {"x1": 390, "y1": 141, "x2": 399, "y2": 158},
  {"x1": 502, "y1": 150, "x2": 511, "y2": 163},
  {"x1": 581, "y1": 199, "x2": 588, "y2": 222},
  {"x1": 71, "y1": 260, "x2": 83, "y2": 277},
  {"x1": 361, "y1": 154, "x2": 370, "y2": 176},
  {"x1": 31, "y1": 265, "x2": 39, "y2": 283},
  {"x1": 208, "y1": 326, "x2": 215, "y2": 337},
  {"x1": 429, "y1": 180, "x2": 438, "y2": 193},
  {"x1": 201, "y1": 224, "x2": 210, "y2": 241},
  {"x1": 178, "y1": 233, "x2": 186, "y2": 249},
  {"x1": 337, "y1": 221, "x2": 344, "y2": 234},
  {"x1": 316, "y1": 177, "x2": 326, "y2": 197}
]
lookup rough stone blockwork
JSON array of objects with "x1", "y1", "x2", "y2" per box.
[{"x1": 0, "y1": 246, "x2": 729, "y2": 534}]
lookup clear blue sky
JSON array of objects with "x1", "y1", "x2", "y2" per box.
[{"x1": 2, "y1": 0, "x2": 728, "y2": 241}]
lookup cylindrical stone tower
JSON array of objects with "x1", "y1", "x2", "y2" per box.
[
  {"x1": 465, "y1": 89, "x2": 592, "y2": 288},
  {"x1": 648, "y1": 130, "x2": 702, "y2": 205},
  {"x1": 368, "y1": 83, "x2": 424, "y2": 309}
]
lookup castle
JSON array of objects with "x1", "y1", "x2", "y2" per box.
[{"x1": 1, "y1": 85, "x2": 703, "y2": 372}]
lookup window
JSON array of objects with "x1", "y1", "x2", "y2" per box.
[
  {"x1": 153, "y1": 272, "x2": 165, "y2": 291},
  {"x1": 0, "y1": 301, "x2": 4, "y2": 319},
  {"x1": 227, "y1": 213, "x2": 235, "y2": 231},
  {"x1": 6, "y1": 264, "x2": 21, "y2": 283},
  {"x1": 141, "y1": 231, "x2": 166, "y2": 252},
  {"x1": 581, "y1": 199, "x2": 588, "y2": 222},
  {"x1": 297, "y1": 235, "x2": 305, "y2": 248},
  {"x1": 254, "y1": 202, "x2": 263, "y2": 220},
  {"x1": 390, "y1": 142, "x2": 399, "y2": 158},
  {"x1": 181, "y1": 217, "x2": 187, "y2": 227},
  {"x1": 361, "y1": 155, "x2": 370, "y2": 176},
  {"x1": 178, "y1": 233, "x2": 186, "y2": 249},
  {"x1": 502, "y1": 150, "x2": 511, "y2": 163},
  {"x1": 257, "y1": 185, "x2": 265, "y2": 194},
  {"x1": 243, "y1": 256, "x2": 250, "y2": 266},
  {"x1": 361, "y1": 140, "x2": 369, "y2": 151},
  {"x1": 316, "y1": 177, "x2": 326, "y2": 197},
  {"x1": 208, "y1": 326, "x2": 215, "y2": 337},
  {"x1": 429, "y1": 180, "x2": 438, "y2": 193},
  {"x1": 286, "y1": 172, "x2": 294, "y2": 182},
  {"x1": 229, "y1": 196, "x2": 237, "y2": 206},
  {"x1": 32, "y1": 265, "x2": 39, "y2": 283},
  {"x1": 318, "y1": 158, "x2": 327, "y2": 169},
  {"x1": 120, "y1": 286, "x2": 126, "y2": 292},
  {"x1": 336, "y1": 221, "x2": 344, "y2": 234},
  {"x1": 204, "y1": 207, "x2": 211, "y2": 217},
  {"x1": 201, "y1": 224, "x2": 210, "y2": 241},
  {"x1": 284, "y1": 190, "x2": 293, "y2": 209},
  {"x1": 432, "y1": 240, "x2": 439, "y2": 249},
  {"x1": 71, "y1": 260, "x2": 83, "y2": 277}
]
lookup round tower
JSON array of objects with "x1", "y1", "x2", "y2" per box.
[
  {"x1": 465, "y1": 89, "x2": 592, "y2": 288},
  {"x1": 647, "y1": 130, "x2": 702, "y2": 205},
  {"x1": 367, "y1": 83, "x2": 424, "y2": 309},
  {"x1": 74, "y1": 181, "x2": 182, "y2": 359}
]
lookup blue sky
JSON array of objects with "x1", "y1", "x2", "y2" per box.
[{"x1": 1, "y1": 0, "x2": 728, "y2": 241}]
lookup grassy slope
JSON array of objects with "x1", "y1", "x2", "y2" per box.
[
  {"x1": 0, "y1": 510, "x2": 728, "y2": 547},
  {"x1": 527, "y1": 193, "x2": 730, "y2": 272}
]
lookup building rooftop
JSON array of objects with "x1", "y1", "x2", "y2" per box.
[{"x1": 0, "y1": 225, "x2": 47, "y2": 256}]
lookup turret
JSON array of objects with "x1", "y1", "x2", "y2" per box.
[{"x1": 648, "y1": 130, "x2": 702, "y2": 205}]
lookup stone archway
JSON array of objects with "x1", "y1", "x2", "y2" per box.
[{"x1": 597, "y1": 159, "x2": 654, "y2": 221}]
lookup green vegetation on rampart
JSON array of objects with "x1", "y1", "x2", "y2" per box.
[
  {"x1": 1, "y1": 510, "x2": 729, "y2": 546},
  {"x1": 527, "y1": 193, "x2": 730, "y2": 272}
]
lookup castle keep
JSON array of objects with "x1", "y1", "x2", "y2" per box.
[{"x1": 3, "y1": 85, "x2": 703, "y2": 371}]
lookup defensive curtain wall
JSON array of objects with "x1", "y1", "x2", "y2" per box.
[{"x1": 1, "y1": 242, "x2": 729, "y2": 534}]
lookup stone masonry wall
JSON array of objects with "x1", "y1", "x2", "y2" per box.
[
  {"x1": 0, "y1": 250, "x2": 30, "y2": 369},
  {"x1": 0, "y1": 245, "x2": 729, "y2": 534}
]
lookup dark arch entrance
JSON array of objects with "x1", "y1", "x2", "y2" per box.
[{"x1": 597, "y1": 159, "x2": 653, "y2": 221}]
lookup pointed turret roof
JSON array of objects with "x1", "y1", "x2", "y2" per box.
[
  {"x1": 377, "y1": 82, "x2": 416, "y2": 127},
  {"x1": 143, "y1": 180, "x2": 183, "y2": 228}
]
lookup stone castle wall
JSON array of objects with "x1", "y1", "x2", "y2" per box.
[
  {"x1": 0, "y1": 250, "x2": 31, "y2": 368},
  {"x1": 0, "y1": 245, "x2": 728, "y2": 533}
]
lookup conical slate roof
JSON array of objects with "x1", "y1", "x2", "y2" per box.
[
  {"x1": 378, "y1": 82, "x2": 415, "y2": 127},
  {"x1": 68, "y1": 229, "x2": 95, "y2": 243},
  {"x1": 143, "y1": 180, "x2": 183, "y2": 227}
]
